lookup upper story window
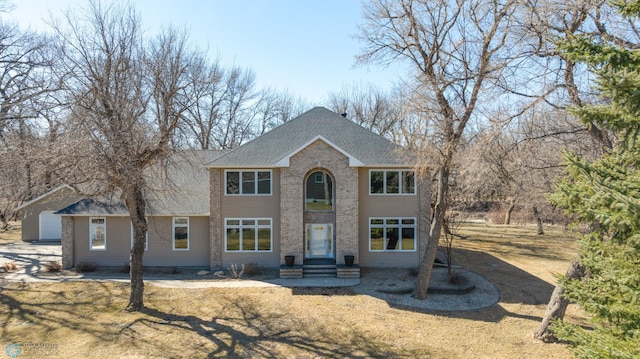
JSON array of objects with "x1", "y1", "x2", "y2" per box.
[
  {"x1": 226, "y1": 170, "x2": 272, "y2": 195},
  {"x1": 89, "y1": 217, "x2": 106, "y2": 251},
  {"x1": 305, "y1": 171, "x2": 333, "y2": 211},
  {"x1": 370, "y1": 170, "x2": 415, "y2": 195}
]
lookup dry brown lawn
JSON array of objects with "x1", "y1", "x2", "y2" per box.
[
  {"x1": 0, "y1": 223, "x2": 587, "y2": 358},
  {"x1": 0, "y1": 222, "x2": 21, "y2": 243}
]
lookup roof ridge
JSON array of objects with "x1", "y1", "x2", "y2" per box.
[{"x1": 204, "y1": 106, "x2": 333, "y2": 167}]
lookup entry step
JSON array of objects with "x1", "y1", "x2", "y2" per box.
[{"x1": 303, "y1": 264, "x2": 337, "y2": 278}]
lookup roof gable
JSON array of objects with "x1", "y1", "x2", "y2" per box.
[
  {"x1": 207, "y1": 107, "x2": 414, "y2": 168},
  {"x1": 13, "y1": 185, "x2": 75, "y2": 212},
  {"x1": 274, "y1": 135, "x2": 364, "y2": 167}
]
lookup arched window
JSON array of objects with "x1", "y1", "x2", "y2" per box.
[{"x1": 305, "y1": 171, "x2": 333, "y2": 211}]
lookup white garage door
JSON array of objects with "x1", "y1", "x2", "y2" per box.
[{"x1": 39, "y1": 211, "x2": 62, "y2": 241}]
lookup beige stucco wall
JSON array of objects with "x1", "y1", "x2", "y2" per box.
[
  {"x1": 69, "y1": 215, "x2": 210, "y2": 268},
  {"x1": 280, "y1": 140, "x2": 359, "y2": 266},
  {"x1": 209, "y1": 168, "x2": 282, "y2": 269},
  {"x1": 72, "y1": 216, "x2": 131, "y2": 266},
  {"x1": 20, "y1": 187, "x2": 82, "y2": 241},
  {"x1": 357, "y1": 168, "x2": 430, "y2": 267}
]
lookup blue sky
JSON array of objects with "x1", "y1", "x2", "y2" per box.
[{"x1": 5, "y1": 0, "x2": 405, "y2": 105}]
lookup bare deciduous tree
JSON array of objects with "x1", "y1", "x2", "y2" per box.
[
  {"x1": 0, "y1": 14, "x2": 62, "y2": 229},
  {"x1": 357, "y1": 0, "x2": 519, "y2": 299},
  {"x1": 327, "y1": 83, "x2": 402, "y2": 138},
  {"x1": 52, "y1": 0, "x2": 194, "y2": 311},
  {"x1": 178, "y1": 56, "x2": 306, "y2": 150}
]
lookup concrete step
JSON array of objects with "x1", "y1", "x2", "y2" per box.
[
  {"x1": 303, "y1": 267, "x2": 337, "y2": 273},
  {"x1": 303, "y1": 264, "x2": 337, "y2": 270},
  {"x1": 303, "y1": 273, "x2": 338, "y2": 278},
  {"x1": 303, "y1": 264, "x2": 337, "y2": 278}
]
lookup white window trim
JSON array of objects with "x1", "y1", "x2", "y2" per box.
[
  {"x1": 130, "y1": 221, "x2": 149, "y2": 251},
  {"x1": 89, "y1": 217, "x2": 106, "y2": 251},
  {"x1": 305, "y1": 170, "x2": 334, "y2": 211},
  {"x1": 368, "y1": 217, "x2": 417, "y2": 252},
  {"x1": 224, "y1": 169, "x2": 273, "y2": 196},
  {"x1": 172, "y1": 217, "x2": 190, "y2": 251},
  {"x1": 224, "y1": 218, "x2": 273, "y2": 252},
  {"x1": 369, "y1": 169, "x2": 416, "y2": 195}
]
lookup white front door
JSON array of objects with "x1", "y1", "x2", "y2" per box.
[{"x1": 306, "y1": 223, "x2": 333, "y2": 258}]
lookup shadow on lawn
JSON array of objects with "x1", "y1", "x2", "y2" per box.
[
  {"x1": 339, "y1": 247, "x2": 558, "y2": 324},
  {"x1": 135, "y1": 295, "x2": 428, "y2": 358},
  {"x1": 0, "y1": 242, "x2": 62, "y2": 279},
  {"x1": 290, "y1": 286, "x2": 358, "y2": 296},
  {"x1": 453, "y1": 247, "x2": 556, "y2": 306},
  {"x1": 0, "y1": 281, "x2": 126, "y2": 341}
]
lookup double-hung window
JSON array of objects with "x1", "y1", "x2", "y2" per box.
[
  {"x1": 89, "y1": 217, "x2": 106, "y2": 251},
  {"x1": 369, "y1": 218, "x2": 416, "y2": 251},
  {"x1": 172, "y1": 217, "x2": 189, "y2": 250},
  {"x1": 370, "y1": 170, "x2": 415, "y2": 194},
  {"x1": 225, "y1": 218, "x2": 272, "y2": 252},
  {"x1": 226, "y1": 170, "x2": 272, "y2": 195}
]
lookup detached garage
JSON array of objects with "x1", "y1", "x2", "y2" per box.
[
  {"x1": 13, "y1": 185, "x2": 81, "y2": 242},
  {"x1": 39, "y1": 211, "x2": 63, "y2": 241}
]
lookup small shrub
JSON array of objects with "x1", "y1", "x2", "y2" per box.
[
  {"x1": 228, "y1": 263, "x2": 245, "y2": 279},
  {"x1": 76, "y1": 261, "x2": 98, "y2": 272},
  {"x1": 244, "y1": 262, "x2": 264, "y2": 277},
  {"x1": 484, "y1": 206, "x2": 505, "y2": 225},
  {"x1": 119, "y1": 262, "x2": 130, "y2": 274},
  {"x1": 44, "y1": 261, "x2": 62, "y2": 272},
  {"x1": 3, "y1": 262, "x2": 18, "y2": 272}
]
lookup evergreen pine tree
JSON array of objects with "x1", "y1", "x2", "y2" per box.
[{"x1": 549, "y1": 2, "x2": 640, "y2": 357}]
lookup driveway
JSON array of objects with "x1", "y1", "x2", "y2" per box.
[{"x1": 0, "y1": 241, "x2": 62, "y2": 277}]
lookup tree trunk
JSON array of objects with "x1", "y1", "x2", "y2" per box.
[
  {"x1": 533, "y1": 206, "x2": 544, "y2": 235},
  {"x1": 504, "y1": 201, "x2": 515, "y2": 225},
  {"x1": 415, "y1": 165, "x2": 449, "y2": 300},
  {"x1": 534, "y1": 258, "x2": 585, "y2": 341},
  {"x1": 125, "y1": 184, "x2": 147, "y2": 312},
  {"x1": 0, "y1": 212, "x2": 8, "y2": 230}
]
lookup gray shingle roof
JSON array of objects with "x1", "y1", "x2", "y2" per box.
[
  {"x1": 56, "y1": 150, "x2": 222, "y2": 216},
  {"x1": 207, "y1": 107, "x2": 414, "y2": 168},
  {"x1": 55, "y1": 198, "x2": 128, "y2": 215},
  {"x1": 145, "y1": 150, "x2": 222, "y2": 215}
]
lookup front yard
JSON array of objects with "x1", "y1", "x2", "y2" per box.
[{"x1": 0, "y1": 223, "x2": 587, "y2": 358}]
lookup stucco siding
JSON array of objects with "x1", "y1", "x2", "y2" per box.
[
  {"x1": 211, "y1": 169, "x2": 282, "y2": 269},
  {"x1": 143, "y1": 216, "x2": 210, "y2": 267},
  {"x1": 357, "y1": 168, "x2": 424, "y2": 267},
  {"x1": 20, "y1": 187, "x2": 81, "y2": 241},
  {"x1": 71, "y1": 215, "x2": 210, "y2": 267},
  {"x1": 73, "y1": 216, "x2": 131, "y2": 266}
]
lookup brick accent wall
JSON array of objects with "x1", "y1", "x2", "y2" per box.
[
  {"x1": 209, "y1": 169, "x2": 222, "y2": 269},
  {"x1": 61, "y1": 216, "x2": 74, "y2": 269},
  {"x1": 280, "y1": 140, "x2": 359, "y2": 266}
]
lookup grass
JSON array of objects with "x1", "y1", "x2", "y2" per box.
[
  {"x1": 0, "y1": 221, "x2": 21, "y2": 243},
  {"x1": 0, "y1": 223, "x2": 587, "y2": 358}
]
